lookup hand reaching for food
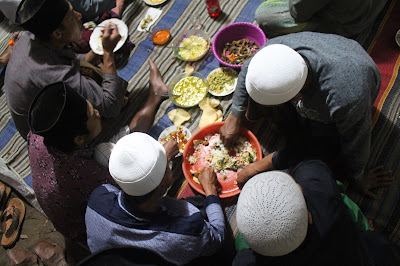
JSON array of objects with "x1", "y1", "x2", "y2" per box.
[
  {"x1": 198, "y1": 167, "x2": 220, "y2": 196},
  {"x1": 237, "y1": 152, "x2": 275, "y2": 187},
  {"x1": 237, "y1": 163, "x2": 261, "y2": 187},
  {"x1": 163, "y1": 138, "x2": 179, "y2": 162},
  {"x1": 220, "y1": 115, "x2": 241, "y2": 148},
  {"x1": 101, "y1": 23, "x2": 121, "y2": 53}
]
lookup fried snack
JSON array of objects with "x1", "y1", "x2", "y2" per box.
[
  {"x1": 199, "y1": 98, "x2": 220, "y2": 110},
  {"x1": 199, "y1": 107, "x2": 218, "y2": 128},
  {"x1": 168, "y1": 109, "x2": 191, "y2": 126},
  {"x1": 198, "y1": 97, "x2": 221, "y2": 128}
]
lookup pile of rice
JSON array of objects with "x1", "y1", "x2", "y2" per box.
[{"x1": 189, "y1": 133, "x2": 256, "y2": 174}]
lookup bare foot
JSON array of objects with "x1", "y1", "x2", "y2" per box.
[{"x1": 148, "y1": 59, "x2": 168, "y2": 100}]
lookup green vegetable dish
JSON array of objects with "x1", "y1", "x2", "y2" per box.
[{"x1": 207, "y1": 68, "x2": 238, "y2": 95}]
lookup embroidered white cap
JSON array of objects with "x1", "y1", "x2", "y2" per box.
[
  {"x1": 245, "y1": 44, "x2": 308, "y2": 105},
  {"x1": 109, "y1": 132, "x2": 167, "y2": 196},
  {"x1": 237, "y1": 171, "x2": 308, "y2": 256}
]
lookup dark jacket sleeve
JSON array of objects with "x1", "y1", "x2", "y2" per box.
[
  {"x1": 231, "y1": 58, "x2": 251, "y2": 118},
  {"x1": 78, "y1": 72, "x2": 127, "y2": 118}
]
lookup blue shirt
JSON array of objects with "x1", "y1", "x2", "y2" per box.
[{"x1": 85, "y1": 184, "x2": 225, "y2": 265}]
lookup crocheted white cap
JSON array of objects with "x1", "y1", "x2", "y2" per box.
[
  {"x1": 245, "y1": 44, "x2": 308, "y2": 105},
  {"x1": 237, "y1": 171, "x2": 308, "y2": 256},
  {"x1": 109, "y1": 132, "x2": 167, "y2": 196}
]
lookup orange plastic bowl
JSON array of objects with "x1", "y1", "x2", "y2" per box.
[{"x1": 182, "y1": 121, "x2": 262, "y2": 198}]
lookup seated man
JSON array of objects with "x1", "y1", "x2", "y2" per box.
[
  {"x1": 85, "y1": 133, "x2": 225, "y2": 265},
  {"x1": 5, "y1": 0, "x2": 127, "y2": 139},
  {"x1": 233, "y1": 154, "x2": 399, "y2": 265},
  {"x1": 255, "y1": 0, "x2": 387, "y2": 39},
  {"x1": 221, "y1": 32, "x2": 390, "y2": 198},
  {"x1": 27, "y1": 64, "x2": 167, "y2": 241}
]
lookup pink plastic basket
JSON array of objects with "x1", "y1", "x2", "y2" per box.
[{"x1": 212, "y1": 22, "x2": 267, "y2": 69}]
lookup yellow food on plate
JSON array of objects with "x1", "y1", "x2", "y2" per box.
[
  {"x1": 178, "y1": 35, "x2": 208, "y2": 60},
  {"x1": 168, "y1": 109, "x2": 191, "y2": 126},
  {"x1": 172, "y1": 76, "x2": 207, "y2": 107}
]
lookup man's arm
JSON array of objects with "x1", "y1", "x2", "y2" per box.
[
  {"x1": 237, "y1": 152, "x2": 275, "y2": 186},
  {"x1": 336, "y1": 110, "x2": 370, "y2": 182},
  {"x1": 237, "y1": 143, "x2": 326, "y2": 187},
  {"x1": 198, "y1": 167, "x2": 225, "y2": 255},
  {"x1": 78, "y1": 23, "x2": 126, "y2": 118},
  {"x1": 336, "y1": 106, "x2": 393, "y2": 198},
  {"x1": 231, "y1": 58, "x2": 251, "y2": 118},
  {"x1": 78, "y1": 69, "x2": 126, "y2": 118},
  {"x1": 220, "y1": 59, "x2": 251, "y2": 147}
]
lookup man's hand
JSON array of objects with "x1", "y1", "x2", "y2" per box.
[
  {"x1": 237, "y1": 163, "x2": 260, "y2": 187},
  {"x1": 84, "y1": 50, "x2": 101, "y2": 65},
  {"x1": 220, "y1": 115, "x2": 241, "y2": 148},
  {"x1": 101, "y1": 23, "x2": 121, "y2": 53},
  {"x1": 237, "y1": 152, "x2": 275, "y2": 187},
  {"x1": 198, "y1": 167, "x2": 220, "y2": 196},
  {"x1": 355, "y1": 166, "x2": 393, "y2": 199},
  {"x1": 163, "y1": 138, "x2": 179, "y2": 162}
]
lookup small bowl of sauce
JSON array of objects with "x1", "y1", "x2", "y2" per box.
[{"x1": 152, "y1": 29, "x2": 171, "y2": 45}]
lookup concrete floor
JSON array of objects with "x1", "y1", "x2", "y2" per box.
[{"x1": 0, "y1": 191, "x2": 90, "y2": 265}]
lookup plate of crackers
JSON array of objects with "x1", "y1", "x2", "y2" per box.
[
  {"x1": 158, "y1": 125, "x2": 192, "y2": 156},
  {"x1": 206, "y1": 67, "x2": 238, "y2": 97}
]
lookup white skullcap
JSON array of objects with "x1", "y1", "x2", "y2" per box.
[
  {"x1": 237, "y1": 171, "x2": 308, "y2": 257},
  {"x1": 245, "y1": 44, "x2": 308, "y2": 105},
  {"x1": 109, "y1": 132, "x2": 167, "y2": 196}
]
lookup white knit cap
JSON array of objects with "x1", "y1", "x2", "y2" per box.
[
  {"x1": 237, "y1": 171, "x2": 308, "y2": 257},
  {"x1": 109, "y1": 132, "x2": 167, "y2": 196},
  {"x1": 245, "y1": 44, "x2": 308, "y2": 105}
]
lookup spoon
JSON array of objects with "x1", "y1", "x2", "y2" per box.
[
  {"x1": 155, "y1": 92, "x2": 180, "y2": 97},
  {"x1": 96, "y1": 25, "x2": 117, "y2": 30}
]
